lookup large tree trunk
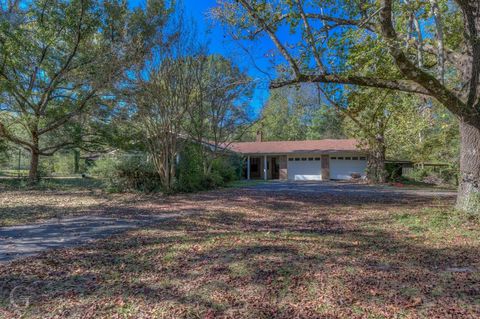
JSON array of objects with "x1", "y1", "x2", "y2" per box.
[
  {"x1": 367, "y1": 135, "x2": 387, "y2": 183},
  {"x1": 456, "y1": 120, "x2": 480, "y2": 214},
  {"x1": 28, "y1": 149, "x2": 40, "y2": 184},
  {"x1": 27, "y1": 126, "x2": 41, "y2": 184}
]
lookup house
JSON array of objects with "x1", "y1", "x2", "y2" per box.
[{"x1": 228, "y1": 135, "x2": 368, "y2": 181}]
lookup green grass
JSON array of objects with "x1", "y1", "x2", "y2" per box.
[
  {"x1": 0, "y1": 177, "x2": 103, "y2": 190},
  {"x1": 0, "y1": 169, "x2": 29, "y2": 177},
  {"x1": 395, "y1": 207, "x2": 479, "y2": 239}
]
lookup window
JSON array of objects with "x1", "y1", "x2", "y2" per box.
[
  {"x1": 345, "y1": 157, "x2": 351, "y2": 160},
  {"x1": 331, "y1": 157, "x2": 337, "y2": 160},
  {"x1": 301, "y1": 158, "x2": 307, "y2": 161},
  {"x1": 314, "y1": 158, "x2": 320, "y2": 161},
  {"x1": 308, "y1": 158, "x2": 314, "y2": 161},
  {"x1": 337, "y1": 157, "x2": 344, "y2": 160},
  {"x1": 295, "y1": 158, "x2": 300, "y2": 161},
  {"x1": 288, "y1": 158, "x2": 294, "y2": 161},
  {"x1": 360, "y1": 157, "x2": 366, "y2": 160},
  {"x1": 352, "y1": 157, "x2": 358, "y2": 160}
]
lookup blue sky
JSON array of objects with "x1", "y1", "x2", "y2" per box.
[
  {"x1": 130, "y1": 0, "x2": 275, "y2": 116},
  {"x1": 182, "y1": 0, "x2": 273, "y2": 115}
]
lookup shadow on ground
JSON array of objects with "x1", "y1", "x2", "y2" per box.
[{"x1": 0, "y1": 185, "x2": 478, "y2": 318}]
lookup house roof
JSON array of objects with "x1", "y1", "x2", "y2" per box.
[{"x1": 228, "y1": 139, "x2": 363, "y2": 155}]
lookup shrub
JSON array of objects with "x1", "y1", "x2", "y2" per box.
[
  {"x1": 89, "y1": 153, "x2": 160, "y2": 192},
  {"x1": 0, "y1": 141, "x2": 9, "y2": 166},
  {"x1": 176, "y1": 144, "x2": 243, "y2": 192},
  {"x1": 38, "y1": 157, "x2": 54, "y2": 177},
  {"x1": 404, "y1": 166, "x2": 458, "y2": 186},
  {"x1": 52, "y1": 152, "x2": 75, "y2": 175},
  {"x1": 211, "y1": 158, "x2": 234, "y2": 184},
  {"x1": 385, "y1": 163, "x2": 403, "y2": 181},
  {"x1": 176, "y1": 145, "x2": 204, "y2": 192},
  {"x1": 89, "y1": 147, "x2": 243, "y2": 193},
  {"x1": 31, "y1": 152, "x2": 85, "y2": 177}
]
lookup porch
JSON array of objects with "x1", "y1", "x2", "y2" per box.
[{"x1": 244, "y1": 155, "x2": 287, "y2": 180}]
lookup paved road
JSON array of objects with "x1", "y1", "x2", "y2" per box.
[{"x1": 0, "y1": 213, "x2": 186, "y2": 264}]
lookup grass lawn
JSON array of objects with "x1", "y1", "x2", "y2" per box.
[
  {"x1": 0, "y1": 169, "x2": 29, "y2": 177},
  {"x1": 0, "y1": 176, "x2": 104, "y2": 190},
  {"x1": 0, "y1": 186, "x2": 479, "y2": 318}
]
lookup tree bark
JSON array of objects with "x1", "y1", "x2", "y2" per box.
[
  {"x1": 456, "y1": 119, "x2": 480, "y2": 214},
  {"x1": 28, "y1": 149, "x2": 40, "y2": 184},
  {"x1": 73, "y1": 149, "x2": 80, "y2": 174},
  {"x1": 367, "y1": 135, "x2": 387, "y2": 183}
]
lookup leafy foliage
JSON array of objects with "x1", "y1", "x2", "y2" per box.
[
  {"x1": 177, "y1": 144, "x2": 243, "y2": 192},
  {"x1": 88, "y1": 153, "x2": 160, "y2": 192},
  {"x1": 0, "y1": 0, "x2": 170, "y2": 182},
  {"x1": 246, "y1": 85, "x2": 345, "y2": 141}
]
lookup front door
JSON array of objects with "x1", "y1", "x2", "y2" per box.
[{"x1": 271, "y1": 157, "x2": 280, "y2": 179}]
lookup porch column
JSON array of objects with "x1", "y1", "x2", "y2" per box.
[
  {"x1": 247, "y1": 156, "x2": 251, "y2": 180},
  {"x1": 264, "y1": 155, "x2": 267, "y2": 180}
]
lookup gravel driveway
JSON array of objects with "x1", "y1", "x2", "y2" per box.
[
  {"x1": 0, "y1": 181, "x2": 455, "y2": 264},
  {"x1": 242, "y1": 180, "x2": 456, "y2": 198}
]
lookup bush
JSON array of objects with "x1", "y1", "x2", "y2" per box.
[
  {"x1": 405, "y1": 166, "x2": 458, "y2": 186},
  {"x1": 52, "y1": 152, "x2": 75, "y2": 175},
  {"x1": 211, "y1": 156, "x2": 242, "y2": 183},
  {"x1": 0, "y1": 141, "x2": 9, "y2": 166},
  {"x1": 38, "y1": 157, "x2": 54, "y2": 177},
  {"x1": 89, "y1": 153, "x2": 160, "y2": 192},
  {"x1": 385, "y1": 163, "x2": 403, "y2": 181},
  {"x1": 176, "y1": 144, "x2": 243, "y2": 192},
  {"x1": 89, "y1": 147, "x2": 243, "y2": 193},
  {"x1": 176, "y1": 145, "x2": 204, "y2": 192}
]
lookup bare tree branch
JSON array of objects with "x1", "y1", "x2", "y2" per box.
[
  {"x1": 271, "y1": 73, "x2": 431, "y2": 95},
  {"x1": 296, "y1": 0, "x2": 325, "y2": 73},
  {"x1": 238, "y1": 0, "x2": 301, "y2": 77},
  {"x1": 379, "y1": 0, "x2": 466, "y2": 115}
]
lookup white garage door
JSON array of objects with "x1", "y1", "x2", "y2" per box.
[
  {"x1": 330, "y1": 156, "x2": 367, "y2": 180},
  {"x1": 287, "y1": 158, "x2": 322, "y2": 181}
]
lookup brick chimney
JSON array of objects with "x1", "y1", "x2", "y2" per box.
[{"x1": 256, "y1": 130, "x2": 263, "y2": 142}]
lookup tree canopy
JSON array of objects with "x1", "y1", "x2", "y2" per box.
[
  {"x1": 0, "y1": 0, "x2": 170, "y2": 182},
  {"x1": 214, "y1": 0, "x2": 480, "y2": 213}
]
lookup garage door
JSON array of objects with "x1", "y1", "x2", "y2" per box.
[
  {"x1": 330, "y1": 156, "x2": 367, "y2": 180},
  {"x1": 287, "y1": 158, "x2": 322, "y2": 180}
]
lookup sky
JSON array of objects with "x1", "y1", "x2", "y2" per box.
[
  {"x1": 182, "y1": 0, "x2": 273, "y2": 115},
  {"x1": 130, "y1": 0, "x2": 276, "y2": 117}
]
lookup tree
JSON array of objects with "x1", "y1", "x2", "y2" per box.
[
  {"x1": 258, "y1": 87, "x2": 308, "y2": 141},
  {"x1": 0, "y1": 0, "x2": 168, "y2": 183},
  {"x1": 215, "y1": 0, "x2": 480, "y2": 213},
  {"x1": 250, "y1": 85, "x2": 345, "y2": 141},
  {"x1": 305, "y1": 105, "x2": 345, "y2": 140},
  {"x1": 186, "y1": 54, "x2": 253, "y2": 176},
  {"x1": 386, "y1": 99, "x2": 459, "y2": 167},
  {"x1": 342, "y1": 89, "x2": 416, "y2": 182},
  {"x1": 135, "y1": 56, "x2": 198, "y2": 191}
]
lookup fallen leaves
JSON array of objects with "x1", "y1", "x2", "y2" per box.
[{"x1": 0, "y1": 186, "x2": 478, "y2": 318}]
